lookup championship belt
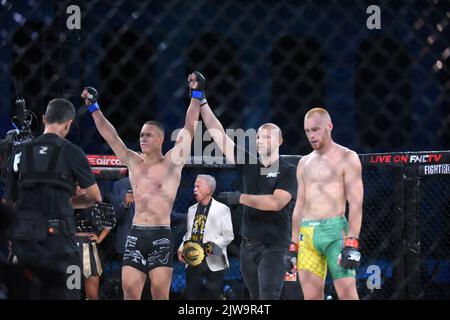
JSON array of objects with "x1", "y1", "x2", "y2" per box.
[{"x1": 182, "y1": 240, "x2": 205, "y2": 267}]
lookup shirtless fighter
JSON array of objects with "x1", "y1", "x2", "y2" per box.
[
  {"x1": 81, "y1": 72, "x2": 204, "y2": 300},
  {"x1": 291, "y1": 107, "x2": 363, "y2": 300}
]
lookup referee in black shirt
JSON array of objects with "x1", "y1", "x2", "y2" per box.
[{"x1": 198, "y1": 77, "x2": 297, "y2": 300}]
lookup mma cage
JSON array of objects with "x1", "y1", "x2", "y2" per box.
[
  {"x1": 0, "y1": 0, "x2": 449, "y2": 300},
  {"x1": 86, "y1": 152, "x2": 450, "y2": 300}
]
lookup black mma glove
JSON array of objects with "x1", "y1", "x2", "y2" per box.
[
  {"x1": 217, "y1": 191, "x2": 242, "y2": 206},
  {"x1": 340, "y1": 237, "x2": 361, "y2": 270},
  {"x1": 286, "y1": 242, "x2": 298, "y2": 274},
  {"x1": 82, "y1": 86, "x2": 100, "y2": 113},
  {"x1": 189, "y1": 71, "x2": 207, "y2": 106}
]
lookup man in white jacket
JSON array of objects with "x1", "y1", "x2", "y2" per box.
[{"x1": 177, "y1": 174, "x2": 234, "y2": 299}]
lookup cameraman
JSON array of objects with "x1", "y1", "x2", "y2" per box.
[{"x1": 2, "y1": 98, "x2": 101, "y2": 300}]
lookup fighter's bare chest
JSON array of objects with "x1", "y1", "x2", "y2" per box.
[
  {"x1": 304, "y1": 156, "x2": 343, "y2": 182},
  {"x1": 129, "y1": 164, "x2": 174, "y2": 189}
]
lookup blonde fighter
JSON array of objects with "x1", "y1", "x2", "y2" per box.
[{"x1": 291, "y1": 108, "x2": 363, "y2": 300}]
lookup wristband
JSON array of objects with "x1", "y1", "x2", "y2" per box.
[
  {"x1": 344, "y1": 237, "x2": 359, "y2": 248},
  {"x1": 191, "y1": 90, "x2": 204, "y2": 100},
  {"x1": 289, "y1": 242, "x2": 298, "y2": 252},
  {"x1": 88, "y1": 102, "x2": 100, "y2": 113}
]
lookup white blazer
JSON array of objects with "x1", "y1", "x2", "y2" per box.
[{"x1": 178, "y1": 198, "x2": 234, "y2": 272}]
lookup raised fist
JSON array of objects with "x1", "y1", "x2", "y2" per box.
[
  {"x1": 81, "y1": 87, "x2": 100, "y2": 113},
  {"x1": 188, "y1": 71, "x2": 207, "y2": 105}
]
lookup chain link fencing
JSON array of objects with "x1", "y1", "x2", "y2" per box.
[
  {"x1": 1, "y1": 0, "x2": 449, "y2": 154},
  {"x1": 84, "y1": 151, "x2": 450, "y2": 300},
  {"x1": 417, "y1": 172, "x2": 450, "y2": 299}
]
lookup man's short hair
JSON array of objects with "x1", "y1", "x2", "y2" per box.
[
  {"x1": 196, "y1": 174, "x2": 216, "y2": 194},
  {"x1": 304, "y1": 107, "x2": 331, "y2": 121},
  {"x1": 45, "y1": 98, "x2": 76, "y2": 124},
  {"x1": 144, "y1": 120, "x2": 165, "y2": 137},
  {"x1": 258, "y1": 122, "x2": 283, "y2": 141}
]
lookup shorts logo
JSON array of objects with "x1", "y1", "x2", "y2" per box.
[
  {"x1": 124, "y1": 249, "x2": 146, "y2": 265},
  {"x1": 299, "y1": 234, "x2": 304, "y2": 242},
  {"x1": 125, "y1": 236, "x2": 137, "y2": 248},
  {"x1": 153, "y1": 238, "x2": 170, "y2": 246},
  {"x1": 158, "y1": 252, "x2": 170, "y2": 265}
]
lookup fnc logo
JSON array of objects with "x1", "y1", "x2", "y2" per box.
[{"x1": 266, "y1": 172, "x2": 279, "y2": 178}]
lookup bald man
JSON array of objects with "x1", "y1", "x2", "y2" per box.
[
  {"x1": 198, "y1": 80, "x2": 297, "y2": 300},
  {"x1": 291, "y1": 107, "x2": 363, "y2": 300}
]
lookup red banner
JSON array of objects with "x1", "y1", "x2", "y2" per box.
[{"x1": 87, "y1": 154, "x2": 125, "y2": 167}]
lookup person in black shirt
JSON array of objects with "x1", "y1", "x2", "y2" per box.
[
  {"x1": 2, "y1": 98, "x2": 102, "y2": 299},
  {"x1": 198, "y1": 77, "x2": 297, "y2": 300}
]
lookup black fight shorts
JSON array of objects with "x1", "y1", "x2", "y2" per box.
[{"x1": 122, "y1": 225, "x2": 174, "y2": 274}]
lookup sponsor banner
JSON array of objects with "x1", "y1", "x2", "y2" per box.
[
  {"x1": 87, "y1": 152, "x2": 450, "y2": 169},
  {"x1": 419, "y1": 164, "x2": 450, "y2": 176},
  {"x1": 87, "y1": 154, "x2": 124, "y2": 167},
  {"x1": 362, "y1": 152, "x2": 450, "y2": 165},
  {"x1": 91, "y1": 166, "x2": 128, "y2": 179}
]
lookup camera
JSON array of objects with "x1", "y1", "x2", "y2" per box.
[{"x1": 0, "y1": 97, "x2": 36, "y2": 182}]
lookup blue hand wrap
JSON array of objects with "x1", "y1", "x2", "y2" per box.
[
  {"x1": 191, "y1": 90, "x2": 204, "y2": 100},
  {"x1": 88, "y1": 102, "x2": 100, "y2": 113}
]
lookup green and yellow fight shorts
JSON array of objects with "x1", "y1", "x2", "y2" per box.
[{"x1": 297, "y1": 216, "x2": 356, "y2": 280}]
